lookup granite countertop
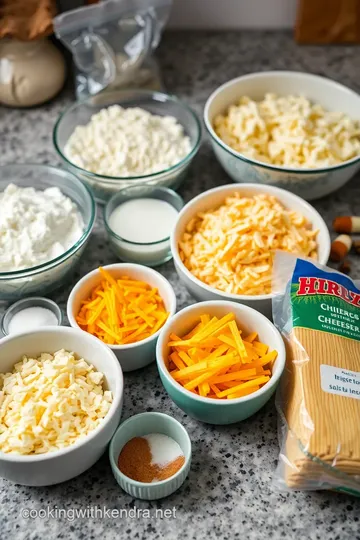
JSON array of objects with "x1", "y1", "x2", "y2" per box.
[{"x1": 1, "y1": 31, "x2": 360, "y2": 540}]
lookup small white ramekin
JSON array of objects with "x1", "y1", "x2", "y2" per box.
[{"x1": 67, "y1": 263, "x2": 177, "y2": 372}]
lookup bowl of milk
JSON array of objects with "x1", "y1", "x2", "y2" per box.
[{"x1": 104, "y1": 185, "x2": 184, "y2": 267}]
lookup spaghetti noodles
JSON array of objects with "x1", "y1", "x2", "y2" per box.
[{"x1": 272, "y1": 253, "x2": 360, "y2": 495}]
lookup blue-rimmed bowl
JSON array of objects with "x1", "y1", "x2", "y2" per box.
[
  {"x1": 109, "y1": 412, "x2": 191, "y2": 500},
  {"x1": 204, "y1": 71, "x2": 360, "y2": 201},
  {"x1": 156, "y1": 301, "x2": 286, "y2": 425},
  {"x1": 0, "y1": 164, "x2": 96, "y2": 301},
  {"x1": 53, "y1": 90, "x2": 202, "y2": 204}
]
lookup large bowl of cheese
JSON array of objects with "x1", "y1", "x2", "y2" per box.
[
  {"x1": 0, "y1": 326, "x2": 123, "y2": 486},
  {"x1": 171, "y1": 183, "x2": 330, "y2": 319},
  {"x1": 204, "y1": 71, "x2": 360, "y2": 200}
]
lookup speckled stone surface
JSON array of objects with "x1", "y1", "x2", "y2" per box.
[{"x1": 1, "y1": 31, "x2": 360, "y2": 540}]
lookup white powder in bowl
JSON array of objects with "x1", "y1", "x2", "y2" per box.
[
  {"x1": 143, "y1": 433, "x2": 184, "y2": 467},
  {"x1": 0, "y1": 184, "x2": 84, "y2": 272}
]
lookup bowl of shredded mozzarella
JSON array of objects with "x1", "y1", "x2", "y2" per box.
[
  {"x1": 53, "y1": 90, "x2": 202, "y2": 203},
  {"x1": 204, "y1": 71, "x2": 360, "y2": 200},
  {"x1": 0, "y1": 326, "x2": 123, "y2": 486},
  {"x1": 0, "y1": 164, "x2": 95, "y2": 300}
]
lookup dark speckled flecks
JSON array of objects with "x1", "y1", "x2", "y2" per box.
[{"x1": 1, "y1": 30, "x2": 360, "y2": 540}]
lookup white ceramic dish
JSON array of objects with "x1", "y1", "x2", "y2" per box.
[
  {"x1": 204, "y1": 71, "x2": 360, "y2": 200},
  {"x1": 67, "y1": 263, "x2": 177, "y2": 372},
  {"x1": 156, "y1": 301, "x2": 286, "y2": 425},
  {"x1": 171, "y1": 183, "x2": 331, "y2": 318},
  {"x1": 0, "y1": 326, "x2": 123, "y2": 486}
]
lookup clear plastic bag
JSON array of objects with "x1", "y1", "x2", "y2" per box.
[
  {"x1": 54, "y1": 0, "x2": 172, "y2": 100},
  {"x1": 272, "y1": 252, "x2": 360, "y2": 496}
]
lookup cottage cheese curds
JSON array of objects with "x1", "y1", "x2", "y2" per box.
[{"x1": 179, "y1": 193, "x2": 318, "y2": 296}]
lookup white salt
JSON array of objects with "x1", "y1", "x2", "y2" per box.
[
  {"x1": 143, "y1": 433, "x2": 184, "y2": 467},
  {"x1": 8, "y1": 307, "x2": 58, "y2": 335}
]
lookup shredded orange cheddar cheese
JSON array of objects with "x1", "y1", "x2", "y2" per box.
[
  {"x1": 167, "y1": 312, "x2": 277, "y2": 399},
  {"x1": 77, "y1": 267, "x2": 169, "y2": 345}
]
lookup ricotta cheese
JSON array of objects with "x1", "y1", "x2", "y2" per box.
[
  {"x1": 0, "y1": 184, "x2": 84, "y2": 272},
  {"x1": 64, "y1": 105, "x2": 192, "y2": 177}
]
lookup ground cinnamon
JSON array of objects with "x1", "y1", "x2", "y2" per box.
[{"x1": 118, "y1": 434, "x2": 185, "y2": 483}]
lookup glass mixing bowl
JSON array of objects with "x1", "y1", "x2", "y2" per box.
[
  {"x1": 53, "y1": 90, "x2": 202, "y2": 204},
  {"x1": 0, "y1": 164, "x2": 96, "y2": 301}
]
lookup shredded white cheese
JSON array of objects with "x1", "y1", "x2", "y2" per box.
[
  {"x1": 179, "y1": 193, "x2": 318, "y2": 296},
  {"x1": 0, "y1": 350, "x2": 112, "y2": 455},
  {"x1": 64, "y1": 105, "x2": 192, "y2": 177},
  {"x1": 214, "y1": 93, "x2": 360, "y2": 168}
]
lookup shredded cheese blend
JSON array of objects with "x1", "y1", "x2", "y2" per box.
[
  {"x1": 179, "y1": 193, "x2": 318, "y2": 296},
  {"x1": 214, "y1": 93, "x2": 360, "y2": 168},
  {"x1": 0, "y1": 350, "x2": 112, "y2": 455}
]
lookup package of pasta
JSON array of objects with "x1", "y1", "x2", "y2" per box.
[{"x1": 272, "y1": 252, "x2": 360, "y2": 496}]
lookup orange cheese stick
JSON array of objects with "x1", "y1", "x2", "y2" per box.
[
  {"x1": 227, "y1": 386, "x2": 260, "y2": 399},
  {"x1": 215, "y1": 376, "x2": 270, "y2": 398}
]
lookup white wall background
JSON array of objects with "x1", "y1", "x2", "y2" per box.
[{"x1": 168, "y1": 0, "x2": 298, "y2": 29}]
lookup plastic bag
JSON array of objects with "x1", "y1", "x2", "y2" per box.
[
  {"x1": 272, "y1": 252, "x2": 360, "y2": 496},
  {"x1": 54, "y1": 0, "x2": 172, "y2": 100}
]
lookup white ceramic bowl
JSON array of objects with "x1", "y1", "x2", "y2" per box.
[
  {"x1": 67, "y1": 264, "x2": 177, "y2": 372},
  {"x1": 156, "y1": 301, "x2": 286, "y2": 425},
  {"x1": 204, "y1": 71, "x2": 360, "y2": 200},
  {"x1": 0, "y1": 326, "x2": 123, "y2": 486},
  {"x1": 171, "y1": 183, "x2": 330, "y2": 318}
]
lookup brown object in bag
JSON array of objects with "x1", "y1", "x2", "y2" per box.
[
  {"x1": 295, "y1": 0, "x2": 360, "y2": 43},
  {"x1": 0, "y1": 0, "x2": 57, "y2": 41}
]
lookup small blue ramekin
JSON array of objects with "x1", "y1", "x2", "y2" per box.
[{"x1": 109, "y1": 412, "x2": 191, "y2": 500}]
